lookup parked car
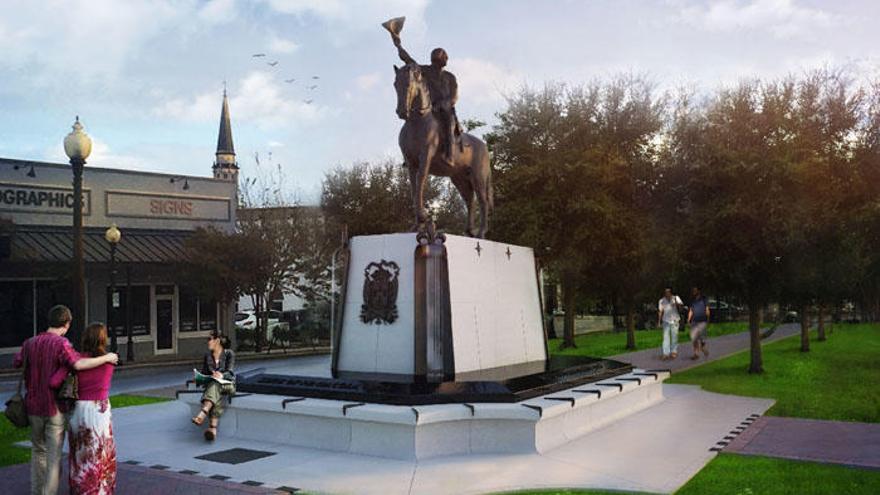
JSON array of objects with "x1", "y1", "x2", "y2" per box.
[{"x1": 234, "y1": 310, "x2": 289, "y2": 347}]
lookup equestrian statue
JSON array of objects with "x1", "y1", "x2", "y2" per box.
[{"x1": 383, "y1": 17, "x2": 493, "y2": 238}]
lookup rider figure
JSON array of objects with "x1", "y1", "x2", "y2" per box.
[{"x1": 392, "y1": 33, "x2": 462, "y2": 163}]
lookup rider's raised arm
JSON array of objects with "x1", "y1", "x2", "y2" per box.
[
  {"x1": 392, "y1": 34, "x2": 418, "y2": 65},
  {"x1": 397, "y1": 45, "x2": 417, "y2": 65}
]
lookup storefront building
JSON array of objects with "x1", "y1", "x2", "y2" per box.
[{"x1": 0, "y1": 94, "x2": 239, "y2": 365}]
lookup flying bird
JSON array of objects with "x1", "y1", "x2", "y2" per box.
[
  {"x1": 311, "y1": 75, "x2": 320, "y2": 79},
  {"x1": 284, "y1": 78, "x2": 296, "y2": 83},
  {"x1": 308, "y1": 85, "x2": 318, "y2": 90},
  {"x1": 303, "y1": 99, "x2": 313, "y2": 104},
  {"x1": 267, "y1": 61, "x2": 279, "y2": 67},
  {"x1": 252, "y1": 53, "x2": 266, "y2": 57}
]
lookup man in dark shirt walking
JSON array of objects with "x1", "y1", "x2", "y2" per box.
[
  {"x1": 13, "y1": 305, "x2": 118, "y2": 495},
  {"x1": 687, "y1": 287, "x2": 711, "y2": 360}
]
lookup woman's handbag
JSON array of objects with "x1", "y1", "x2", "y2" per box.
[
  {"x1": 57, "y1": 373, "x2": 79, "y2": 403},
  {"x1": 4, "y1": 347, "x2": 29, "y2": 428}
]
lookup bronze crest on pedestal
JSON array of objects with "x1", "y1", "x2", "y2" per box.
[{"x1": 360, "y1": 260, "x2": 400, "y2": 324}]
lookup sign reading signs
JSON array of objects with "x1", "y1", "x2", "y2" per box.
[
  {"x1": 0, "y1": 182, "x2": 91, "y2": 215},
  {"x1": 106, "y1": 190, "x2": 231, "y2": 222}
]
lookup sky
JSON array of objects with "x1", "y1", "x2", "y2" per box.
[{"x1": 2, "y1": 0, "x2": 879, "y2": 203}]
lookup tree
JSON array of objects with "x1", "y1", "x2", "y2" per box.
[
  {"x1": 320, "y1": 160, "x2": 465, "y2": 236},
  {"x1": 181, "y1": 227, "x2": 270, "y2": 341},
  {"x1": 782, "y1": 70, "x2": 866, "y2": 349},
  {"x1": 675, "y1": 79, "x2": 797, "y2": 373},
  {"x1": 236, "y1": 152, "x2": 335, "y2": 351},
  {"x1": 491, "y1": 77, "x2": 664, "y2": 349}
]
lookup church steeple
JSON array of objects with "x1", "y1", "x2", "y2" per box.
[{"x1": 213, "y1": 88, "x2": 238, "y2": 181}]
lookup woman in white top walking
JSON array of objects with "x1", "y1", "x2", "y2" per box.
[{"x1": 657, "y1": 287, "x2": 683, "y2": 360}]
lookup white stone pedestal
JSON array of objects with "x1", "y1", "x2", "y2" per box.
[
  {"x1": 332, "y1": 233, "x2": 547, "y2": 383},
  {"x1": 181, "y1": 369, "x2": 669, "y2": 460}
]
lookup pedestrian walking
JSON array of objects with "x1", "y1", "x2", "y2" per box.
[
  {"x1": 687, "y1": 287, "x2": 711, "y2": 360},
  {"x1": 657, "y1": 287, "x2": 683, "y2": 360},
  {"x1": 12, "y1": 305, "x2": 118, "y2": 495}
]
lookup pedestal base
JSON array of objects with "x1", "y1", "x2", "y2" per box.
[{"x1": 181, "y1": 368, "x2": 668, "y2": 460}]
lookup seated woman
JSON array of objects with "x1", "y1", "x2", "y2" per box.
[
  {"x1": 68, "y1": 322, "x2": 117, "y2": 494},
  {"x1": 191, "y1": 330, "x2": 235, "y2": 441}
]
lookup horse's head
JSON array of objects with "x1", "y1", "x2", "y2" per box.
[{"x1": 393, "y1": 63, "x2": 429, "y2": 120}]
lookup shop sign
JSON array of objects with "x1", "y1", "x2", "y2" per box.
[
  {"x1": 106, "y1": 190, "x2": 231, "y2": 221},
  {"x1": 0, "y1": 182, "x2": 91, "y2": 215}
]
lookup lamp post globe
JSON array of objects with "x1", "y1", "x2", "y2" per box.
[
  {"x1": 64, "y1": 116, "x2": 92, "y2": 162},
  {"x1": 105, "y1": 224, "x2": 121, "y2": 355},
  {"x1": 105, "y1": 223, "x2": 121, "y2": 244},
  {"x1": 65, "y1": 116, "x2": 92, "y2": 347}
]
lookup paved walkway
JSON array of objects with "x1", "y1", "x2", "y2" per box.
[
  {"x1": 52, "y1": 384, "x2": 770, "y2": 495},
  {"x1": 723, "y1": 416, "x2": 880, "y2": 470},
  {"x1": 610, "y1": 323, "x2": 800, "y2": 372},
  {"x1": 0, "y1": 459, "x2": 287, "y2": 494}
]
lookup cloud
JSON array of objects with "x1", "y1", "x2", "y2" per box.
[
  {"x1": 269, "y1": 35, "x2": 300, "y2": 54},
  {"x1": 677, "y1": 0, "x2": 840, "y2": 39},
  {"x1": 43, "y1": 137, "x2": 148, "y2": 171},
  {"x1": 263, "y1": 0, "x2": 430, "y2": 36},
  {"x1": 198, "y1": 0, "x2": 237, "y2": 24},
  {"x1": 451, "y1": 58, "x2": 523, "y2": 105},
  {"x1": 355, "y1": 72, "x2": 381, "y2": 91},
  {"x1": 154, "y1": 71, "x2": 325, "y2": 129}
]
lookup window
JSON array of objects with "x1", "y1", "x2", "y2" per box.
[
  {"x1": 179, "y1": 288, "x2": 198, "y2": 332},
  {"x1": 199, "y1": 297, "x2": 217, "y2": 331},
  {"x1": 106, "y1": 285, "x2": 151, "y2": 337},
  {"x1": 178, "y1": 286, "x2": 218, "y2": 333},
  {"x1": 35, "y1": 280, "x2": 72, "y2": 332},
  {"x1": 0, "y1": 281, "x2": 34, "y2": 348}
]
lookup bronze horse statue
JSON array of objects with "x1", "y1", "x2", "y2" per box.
[{"x1": 393, "y1": 63, "x2": 493, "y2": 238}]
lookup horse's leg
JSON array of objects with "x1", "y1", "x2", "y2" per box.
[
  {"x1": 473, "y1": 145, "x2": 492, "y2": 238},
  {"x1": 408, "y1": 164, "x2": 421, "y2": 232},
  {"x1": 451, "y1": 173, "x2": 476, "y2": 236},
  {"x1": 416, "y1": 147, "x2": 435, "y2": 229}
]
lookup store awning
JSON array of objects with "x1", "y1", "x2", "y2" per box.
[{"x1": 6, "y1": 226, "x2": 192, "y2": 264}]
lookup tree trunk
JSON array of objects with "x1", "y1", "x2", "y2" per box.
[
  {"x1": 748, "y1": 304, "x2": 764, "y2": 374},
  {"x1": 817, "y1": 304, "x2": 826, "y2": 341},
  {"x1": 625, "y1": 300, "x2": 636, "y2": 350},
  {"x1": 561, "y1": 272, "x2": 577, "y2": 349},
  {"x1": 799, "y1": 303, "x2": 810, "y2": 352},
  {"x1": 254, "y1": 294, "x2": 264, "y2": 353}
]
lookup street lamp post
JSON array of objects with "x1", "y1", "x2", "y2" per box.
[
  {"x1": 105, "y1": 224, "x2": 121, "y2": 354},
  {"x1": 64, "y1": 117, "x2": 92, "y2": 346}
]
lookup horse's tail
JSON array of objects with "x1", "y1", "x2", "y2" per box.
[
  {"x1": 487, "y1": 169, "x2": 495, "y2": 213},
  {"x1": 486, "y1": 149, "x2": 495, "y2": 213}
]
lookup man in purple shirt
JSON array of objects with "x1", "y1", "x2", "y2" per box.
[{"x1": 13, "y1": 305, "x2": 118, "y2": 495}]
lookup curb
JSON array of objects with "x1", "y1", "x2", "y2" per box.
[{"x1": 0, "y1": 346, "x2": 331, "y2": 379}]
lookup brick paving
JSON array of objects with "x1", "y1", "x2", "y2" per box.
[
  {"x1": 723, "y1": 416, "x2": 880, "y2": 469},
  {"x1": 610, "y1": 323, "x2": 800, "y2": 373},
  {"x1": 0, "y1": 459, "x2": 288, "y2": 494}
]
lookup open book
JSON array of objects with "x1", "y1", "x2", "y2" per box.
[{"x1": 193, "y1": 369, "x2": 233, "y2": 386}]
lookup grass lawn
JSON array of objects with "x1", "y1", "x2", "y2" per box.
[
  {"x1": 0, "y1": 394, "x2": 170, "y2": 467},
  {"x1": 676, "y1": 454, "x2": 880, "y2": 495},
  {"x1": 549, "y1": 322, "x2": 750, "y2": 358},
  {"x1": 494, "y1": 454, "x2": 880, "y2": 495},
  {"x1": 668, "y1": 323, "x2": 880, "y2": 422}
]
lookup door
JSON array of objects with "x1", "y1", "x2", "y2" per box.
[{"x1": 156, "y1": 299, "x2": 174, "y2": 351}]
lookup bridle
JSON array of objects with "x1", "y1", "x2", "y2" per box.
[{"x1": 400, "y1": 65, "x2": 431, "y2": 119}]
